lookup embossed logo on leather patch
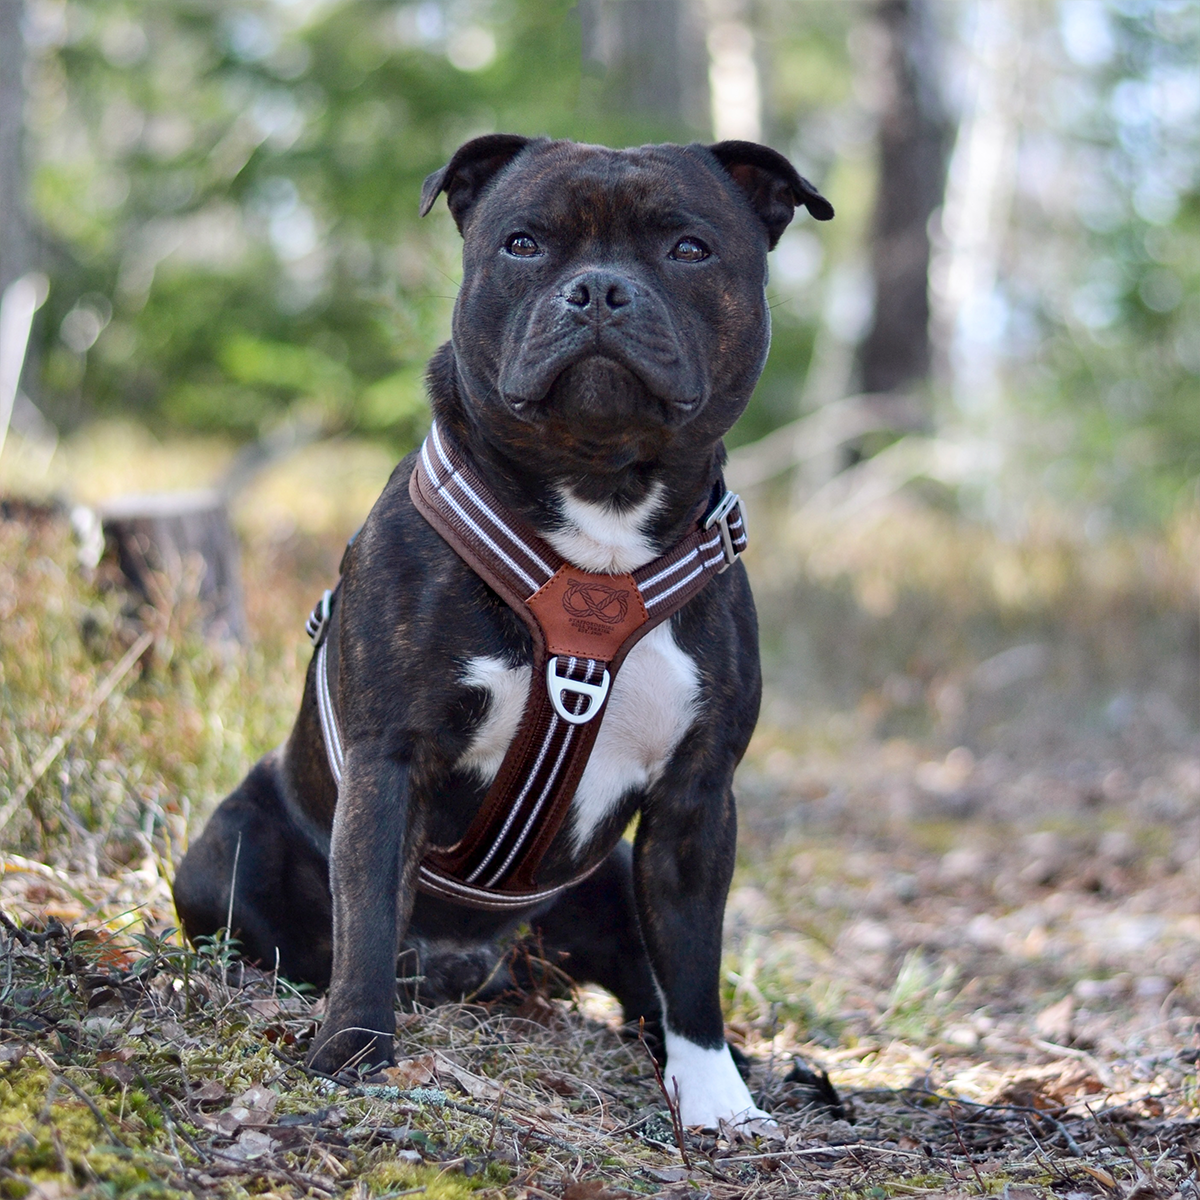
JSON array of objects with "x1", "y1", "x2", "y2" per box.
[
  {"x1": 527, "y1": 565, "x2": 648, "y2": 660},
  {"x1": 562, "y1": 578, "x2": 629, "y2": 626}
]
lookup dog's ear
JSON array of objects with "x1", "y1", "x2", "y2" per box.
[
  {"x1": 709, "y1": 140, "x2": 833, "y2": 248},
  {"x1": 420, "y1": 134, "x2": 536, "y2": 232}
]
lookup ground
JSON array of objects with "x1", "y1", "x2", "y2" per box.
[{"x1": 0, "y1": 428, "x2": 1198, "y2": 1198}]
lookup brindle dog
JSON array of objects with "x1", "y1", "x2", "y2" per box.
[{"x1": 173, "y1": 135, "x2": 831, "y2": 1128}]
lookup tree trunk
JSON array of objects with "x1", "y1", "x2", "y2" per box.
[
  {"x1": 100, "y1": 491, "x2": 247, "y2": 645},
  {"x1": 0, "y1": 0, "x2": 30, "y2": 297},
  {"x1": 579, "y1": 0, "x2": 710, "y2": 136},
  {"x1": 855, "y1": 0, "x2": 952, "y2": 402}
]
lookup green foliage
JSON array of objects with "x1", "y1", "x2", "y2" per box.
[
  {"x1": 25, "y1": 0, "x2": 719, "y2": 448},
  {"x1": 1005, "y1": 3, "x2": 1200, "y2": 525},
  {"x1": 24, "y1": 0, "x2": 840, "y2": 454}
]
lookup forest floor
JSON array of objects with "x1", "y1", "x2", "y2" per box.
[{"x1": 0, "y1": 428, "x2": 1198, "y2": 1199}]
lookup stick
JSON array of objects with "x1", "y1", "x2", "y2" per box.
[
  {"x1": 638, "y1": 1018, "x2": 691, "y2": 1169},
  {"x1": 0, "y1": 631, "x2": 153, "y2": 836}
]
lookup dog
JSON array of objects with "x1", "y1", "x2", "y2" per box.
[{"x1": 172, "y1": 133, "x2": 832, "y2": 1129}]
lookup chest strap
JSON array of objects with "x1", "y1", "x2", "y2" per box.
[{"x1": 310, "y1": 420, "x2": 747, "y2": 910}]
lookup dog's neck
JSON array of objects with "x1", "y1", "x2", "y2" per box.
[{"x1": 428, "y1": 347, "x2": 727, "y2": 568}]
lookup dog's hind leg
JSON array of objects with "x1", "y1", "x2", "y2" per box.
[
  {"x1": 528, "y1": 840, "x2": 664, "y2": 1050},
  {"x1": 172, "y1": 750, "x2": 334, "y2": 987}
]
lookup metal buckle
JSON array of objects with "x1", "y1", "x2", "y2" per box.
[
  {"x1": 546, "y1": 657, "x2": 611, "y2": 725},
  {"x1": 306, "y1": 589, "x2": 333, "y2": 646},
  {"x1": 703, "y1": 490, "x2": 742, "y2": 573}
]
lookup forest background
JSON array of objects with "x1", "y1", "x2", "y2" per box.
[{"x1": 1, "y1": 2, "x2": 1200, "y2": 1196}]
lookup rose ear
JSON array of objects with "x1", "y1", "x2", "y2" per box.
[
  {"x1": 419, "y1": 134, "x2": 539, "y2": 233},
  {"x1": 709, "y1": 140, "x2": 834, "y2": 248}
]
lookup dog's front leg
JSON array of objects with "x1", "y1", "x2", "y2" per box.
[
  {"x1": 308, "y1": 748, "x2": 415, "y2": 1075},
  {"x1": 634, "y1": 780, "x2": 771, "y2": 1129}
]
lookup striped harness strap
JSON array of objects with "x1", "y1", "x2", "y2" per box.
[{"x1": 308, "y1": 420, "x2": 747, "y2": 911}]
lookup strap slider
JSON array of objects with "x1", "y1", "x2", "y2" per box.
[
  {"x1": 704, "y1": 489, "x2": 743, "y2": 572},
  {"x1": 546, "y1": 657, "x2": 611, "y2": 725},
  {"x1": 306, "y1": 589, "x2": 333, "y2": 646}
]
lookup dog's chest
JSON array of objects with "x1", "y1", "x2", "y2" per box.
[{"x1": 455, "y1": 489, "x2": 701, "y2": 852}]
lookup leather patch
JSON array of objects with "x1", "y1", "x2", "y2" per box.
[{"x1": 526, "y1": 565, "x2": 648, "y2": 660}]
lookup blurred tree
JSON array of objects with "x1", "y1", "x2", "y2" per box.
[
  {"x1": 24, "y1": 0, "x2": 650, "y2": 449},
  {"x1": 0, "y1": 0, "x2": 30, "y2": 294},
  {"x1": 579, "y1": 0, "x2": 709, "y2": 135},
  {"x1": 854, "y1": 0, "x2": 951, "y2": 404}
]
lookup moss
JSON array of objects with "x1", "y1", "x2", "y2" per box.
[
  {"x1": 0, "y1": 1065, "x2": 180, "y2": 1198},
  {"x1": 363, "y1": 1159, "x2": 484, "y2": 1199}
]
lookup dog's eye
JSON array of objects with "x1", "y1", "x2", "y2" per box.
[
  {"x1": 506, "y1": 233, "x2": 540, "y2": 257},
  {"x1": 670, "y1": 237, "x2": 709, "y2": 262}
]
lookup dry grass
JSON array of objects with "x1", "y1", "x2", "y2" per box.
[{"x1": 1, "y1": 426, "x2": 1199, "y2": 1198}]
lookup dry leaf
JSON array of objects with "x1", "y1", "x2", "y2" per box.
[
  {"x1": 234, "y1": 1084, "x2": 279, "y2": 1114},
  {"x1": 562, "y1": 1180, "x2": 631, "y2": 1200},
  {"x1": 434, "y1": 1053, "x2": 503, "y2": 1100},
  {"x1": 190, "y1": 1080, "x2": 229, "y2": 1105},
  {"x1": 223, "y1": 1128, "x2": 277, "y2": 1161},
  {"x1": 1035, "y1": 995, "x2": 1075, "y2": 1043},
  {"x1": 99, "y1": 1061, "x2": 135, "y2": 1087},
  {"x1": 381, "y1": 1054, "x2": 437, "y2": 1088},
  {"x1": 645, "y1": 1167, "x2": 690, "y2": 1183},
  {"x1": 1078, "y1": 1163, "x2": 1116, "y2": 1189}
]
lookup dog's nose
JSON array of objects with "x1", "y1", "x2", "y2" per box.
[{"x1": 563, "y1": 271, "x2": 635, "y2": 314}]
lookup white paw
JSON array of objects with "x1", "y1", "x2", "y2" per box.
[{"x1": 662, "y1": 1032, "x2": 775, "y2": 1130}]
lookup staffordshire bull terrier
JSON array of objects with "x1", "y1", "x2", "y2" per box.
[{"x1": 173, "y1": 133, "x2": 832, "y2": 1128}]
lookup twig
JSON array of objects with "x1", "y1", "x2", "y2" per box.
[
  {"x1": 638, "y1": 1017, "x2": 691, "y2": 1169},
  {"x1": 0, "y1": 631, "x2": 153, "y2": 836},
  {"x1": 0, "y1": 910, "x2": 68, "y2": 948},
  {"x1": 485, "y1": 1086, "x2": 506, "y2": 1156},
  {"x1": 946, "y1": 1101, "x2": 987, "y2": 1194}
]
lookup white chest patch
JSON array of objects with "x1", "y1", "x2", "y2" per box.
[
  {"x1": 544, "y1": 484, "x2": 664, "y2": 574},
  {"x1": 454, "y1": 624, "x2": 700, "y2": 848}
]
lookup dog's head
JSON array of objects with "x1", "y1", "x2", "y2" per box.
[{"x1": 421, "y1": 135, "x2": 832, "y2": 472}]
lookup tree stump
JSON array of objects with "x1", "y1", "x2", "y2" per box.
[{"x1": 99, "y1": 489, "x2": 246, "y2": 644}]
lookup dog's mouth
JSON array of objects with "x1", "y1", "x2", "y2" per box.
[{"x1": 500, "y1": 350, "x2": 701, "y2": 425}]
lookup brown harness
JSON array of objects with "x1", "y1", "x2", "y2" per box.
[{"x1": 309, "y1": 420, "x2": 747, "y2": 910}]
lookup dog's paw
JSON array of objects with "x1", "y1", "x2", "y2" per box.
[
  {"x1": 663, "y1": 1032, "x2": 775, "y2": 1130},
  {"x1": 307, "y1": 1025, "x2": 393, "y2": 1077}
]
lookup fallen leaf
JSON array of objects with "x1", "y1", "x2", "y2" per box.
[
  {"x1": 0, "y1": 1044, "x2": 27, "y2": 1067},
  {"x1": 217, "y1": 1106, "x2": 275, "y2": 1135},
  {"x1": 645, "y1": 1167, "x2": 690, "y2": 1183},
  {"x1": 249, "y1": 998, "x2": 281, "y2": 1018},
  {"x1": 100, "y1": 1061, "x2": 135, "y2": 1087},
  {"x1": 1035, "y1": 995, "x2": 1075, "y2": 1043},
  {"x1": 537, "y1": 1070, "x2": 577, "y2": 1096},
  {"x1": 434, "y1": 1053, "x2": 503, "y2": 1100},
  {"x1": 189, "y1": 1080, "x2": 229, "y2": 1105},
  {"x1": 1078, "y1": 1163, "x2": 1116, "y2": 1189},
  {"x1": 234, "y1": 1084, "x2": 279, "y2": 1114},
  {"x1": 381, "y1": 1053, "x2": 437, "y2": 1088},
  {"x1": 562, "y1": 1179, "x2": 632, "y2": 1200},
  {"x1": 223, "y1": 1128, "x2": 277, "y2": 1161}
]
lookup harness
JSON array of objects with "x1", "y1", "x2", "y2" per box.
[{"x1": 307, "y1": 420, "x2": 747, "y2": 911}]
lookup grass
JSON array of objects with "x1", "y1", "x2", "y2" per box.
[{"x1": 1, "y1": 422, "x2": 1200, "y2": 1196}]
